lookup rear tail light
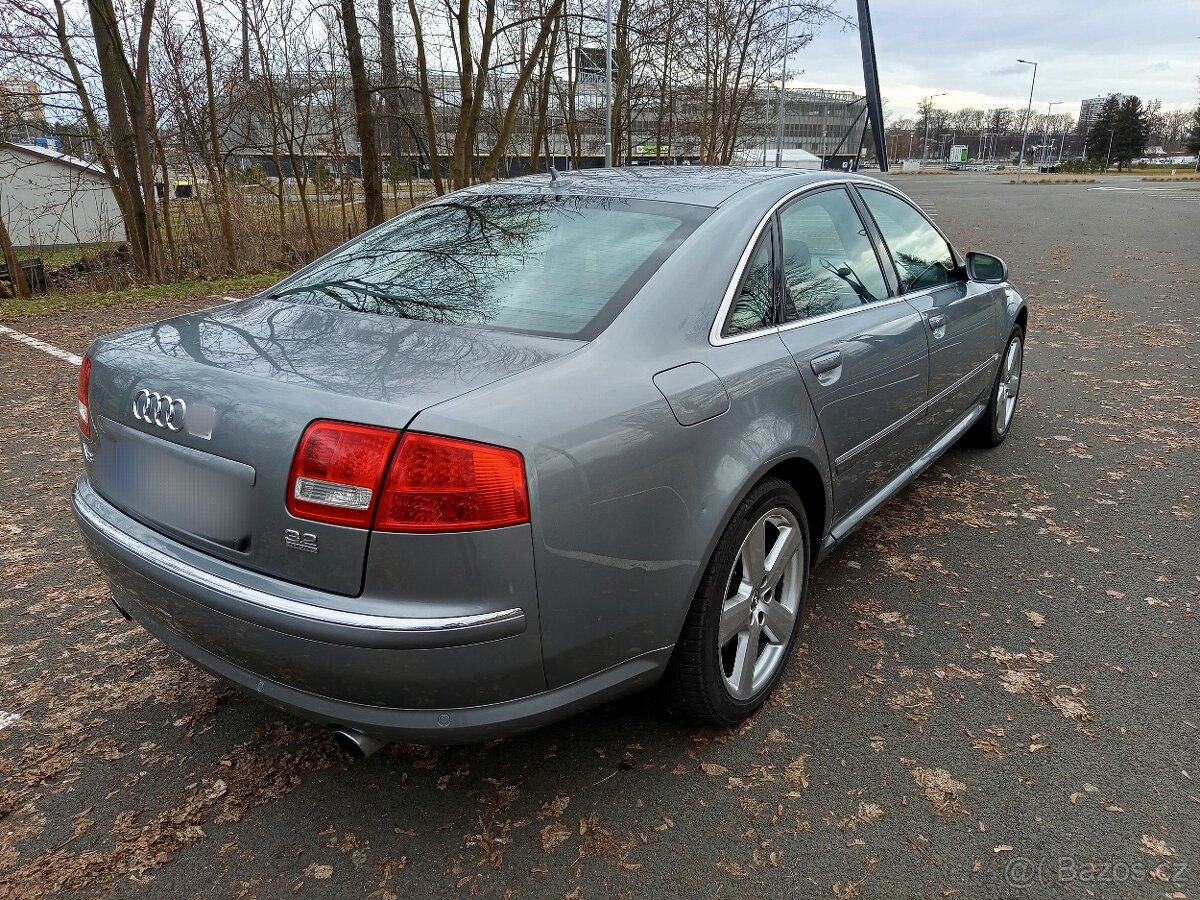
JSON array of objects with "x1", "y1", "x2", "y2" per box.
[
  {"x1": 375, "y1": 433, "x2": 530, "y2": 533},
  {"x1": 286, "y1": 424, "x2": 530, "y2": 533},
  {"x1": 78, "y1": 355, "x2": 92, "y2": 438},
  {"x1": 286, "y1": 421, "x2": 400, "y2": 527}
]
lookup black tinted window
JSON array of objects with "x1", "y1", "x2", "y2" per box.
[
  {"x1": 778, "y1": 188, "x2": 889, "y2": 321},
  {"x1": 265, "y1": 196, "x2": 705, "y2": 339},
  {"x1": 724, "y1": 231, "x2": 775, "y2": 337},
  {"x1": 859, "y1": 189, "x2": 960, "y2": 293}
]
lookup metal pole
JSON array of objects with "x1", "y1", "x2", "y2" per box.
[
  {"x1": 1043, "y1": 100, "x2": 1061, "y2": 168},
  {"x1": 775, "y1": 11, "x2": 791, "y2": 167},
  {"x1": 1016, "y1": 59, "x2": 1037, "y2": 182},
  {"x1": 1105, "y1": 128, "x2": 1114, "y2": 171},
  {"x1": 920, "y1": 92, "x2": 947, "y2": 166},
  {"x1": 855, "y1": 0, "x2": 889, "y2": 171},
  {"x1": 604, "y1": 0, "x2": 613, "y2": 167},
  {"x1": 922, "y1": 110, "x2": 931, "y2": 166}
]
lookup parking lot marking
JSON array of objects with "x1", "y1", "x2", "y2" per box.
[{"x1": 0, "y1": 324, "x2": 82, "y2": 366}]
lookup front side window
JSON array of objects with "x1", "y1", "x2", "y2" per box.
[
  {"x1": 858, "y1": 188, "x2": 961, "y2": 294},
  {"x1": 723, "y1": 229, "x2": 776, "y2": 337},
  {"x1": 778, "y1": 187, "x2": 890, "y2": 322},
  {"x1": 264, "y1": 195, "x2": 706, "y2": 340}
]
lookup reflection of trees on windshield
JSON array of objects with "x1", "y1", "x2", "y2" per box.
[{"x1": 258, "y1": 195, "x2": 685, "y2": 338}]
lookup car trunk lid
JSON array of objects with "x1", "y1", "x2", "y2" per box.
[{"x1": 83, "y1": 298, "x2": 580, "y2": 595}]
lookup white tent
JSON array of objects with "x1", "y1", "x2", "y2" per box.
[{"x1": 733, "y1": 147, "x2": 822, "y2": 170}]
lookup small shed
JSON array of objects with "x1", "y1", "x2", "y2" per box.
[{"x1": 0, "y1": 141, "x2": 124, "y2": 247}]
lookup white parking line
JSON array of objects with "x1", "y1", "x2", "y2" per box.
[{"x1": 0, "y1": 324, "x2": 82, "y2": 366}]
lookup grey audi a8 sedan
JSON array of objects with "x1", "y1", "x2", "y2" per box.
[{"x1": 73, "y1": 168, "x2": 1026, "y2": 752}]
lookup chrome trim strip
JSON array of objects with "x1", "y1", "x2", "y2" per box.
[
  {"x1": 927, "y1": 352, "x2": 999, "y2": 410},
  {"x1": 777, "y1": 294, "x2": 913, "y2": 334},
  {"x1": 709, "y1": 178, "x2": 858, "y2": 347},
  {"x1": 834, "y1": 401, "x2": 927, "y2": 471},
  {"x1": 833, "y1": 353, "x2": 998, "y2": 471},
  {"x1": 830, "y1": 400, "x2": 986, "y2": 543},
  {"x1": 74, "y1": 486, "x2": 524, "y2": 635}
]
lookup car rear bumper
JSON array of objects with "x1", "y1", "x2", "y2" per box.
[{"x1": 72, "y1": 476, "x2": 669, "y2": 742}]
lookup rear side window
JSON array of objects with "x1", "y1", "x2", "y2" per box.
[
  {"x1": 264, "y1": 195, "x2": 707, "y2": 340},
  {"x1": 723, "y1": 229, "x2": 776, "y2": 337},
  {"x1": 858, "y1": 188, "x2": 961, "y2": 293}
]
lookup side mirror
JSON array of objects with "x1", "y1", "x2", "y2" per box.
[{"x1": 966, "y1": 251, "x2": 1008, "y2": 284}]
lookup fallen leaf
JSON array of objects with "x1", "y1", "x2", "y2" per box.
[
  {"x1": 538, "y1": 822, "x2": 571, "y2": 853},
  {"x1": 1140, "y1": 834, "x2": 1175, "y2": 857}
]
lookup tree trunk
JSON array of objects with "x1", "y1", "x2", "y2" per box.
[
  {"x1": 478, "y1": 0, "x2": 566, "y2": 182},
  {"x1": 339, "y1": 0, "x2": 384, "y2": 227},
  {"x1": 407, "y1": 0, "x2": 444, "y2": 195},
  {"x1": 195, "y1": 0, "x2": 237, "y2": 269},
  {"x1": 0, "y1": 212, "x2": 30, "y2": 299},
  {"x1": 86, "y1": 0, "x2": 158, "y2": 276},
  {"x1": 377, "y1": 0, "x2": 406, "y2": 172},
  {"x1": 53, "y1": 0, "x2": 128, "y2": 229}
]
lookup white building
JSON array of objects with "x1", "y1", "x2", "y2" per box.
[{"x1": 0, "y1": 141, "x2": 123, "y2": 247}]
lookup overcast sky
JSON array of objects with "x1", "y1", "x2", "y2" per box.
[{"x1": 792, "y1": 1, "x2": 1199, "y2": 118}]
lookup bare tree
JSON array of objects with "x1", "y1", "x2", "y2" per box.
[
  {"x1": 86, "y1": 0, "x2": 162, "y2": 277},
  {"x1": 339, "y1": 0, "x2": 384, "y2": 226}
]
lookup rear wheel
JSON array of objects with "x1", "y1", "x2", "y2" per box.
[
  {"x1": 664, "y1": 478, "x2": 809, "y2": 725},
  {"x1": 970, "y1": 325, "x2": 1024, "y2": 447}
]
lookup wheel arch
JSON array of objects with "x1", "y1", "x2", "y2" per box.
[{"x1": 760, "y1": 456, "x2": 829, "y2": 565}]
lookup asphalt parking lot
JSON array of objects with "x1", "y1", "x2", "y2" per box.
[{"x1": 1, "y1": 173, "x2": 1197, "y2": 899}]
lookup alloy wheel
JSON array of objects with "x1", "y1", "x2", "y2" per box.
[
  {"x1": 718, "y1": 507, "x2": 804, "y2": 700},
  {"x1": 994, "y1": 336, "x2": 1023, "y2": 434}
]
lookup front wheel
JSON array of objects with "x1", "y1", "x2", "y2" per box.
[
  {"x1": 970, "y1": 325, "x2": 1024, "y2": 447},
  {"x1": 663, "y1": 478, "x2": 809, "y2": 725}
]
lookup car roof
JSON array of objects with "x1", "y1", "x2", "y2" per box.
[{"x1": 462, "y1": 166, "x2": 881, "y2": 208}]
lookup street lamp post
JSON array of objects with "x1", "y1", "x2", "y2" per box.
[
  {"x1": 1015, "y1": 58, "x2": 1037, "y2": 182},
  {"x1": 920, "y1": 92, "x2": 948, "y2": 166},
  {"x1": 604, "y1": 0, "x2": 613, "y2": 167},
  {"x1": 1043, "y1": 100, "x2": 1061, "y2": 168},
  {"x1": 775, "y1": 9, "x2": 792, "y2": 167}
]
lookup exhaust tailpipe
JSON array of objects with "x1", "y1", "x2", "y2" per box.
[{"x1": 331, "y1": 727, "x2": 387, "y2": 759}]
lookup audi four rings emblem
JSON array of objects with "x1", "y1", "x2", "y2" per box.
[{"x1": 133, "y1": 388, "x2": 187, "y2": 432}]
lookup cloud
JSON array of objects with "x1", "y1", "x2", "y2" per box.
[{"x1": 794, "y1": 0, "x2": 1198, "y2": 115}]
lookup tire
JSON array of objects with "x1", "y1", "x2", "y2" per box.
[
  {"x1": 970, "y1": 325, "x2": 1024, "y2": 447},
  {"x1": 663, "y1": 477, "x2": 810, "y2": 725}
]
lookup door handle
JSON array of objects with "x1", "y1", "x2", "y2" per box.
[
  {"x1": 926, "y1": 313, "x2": 947, "y2": 338},
  {"x1": 810, "y1": 350, "x2": 843, "y2": 384}
]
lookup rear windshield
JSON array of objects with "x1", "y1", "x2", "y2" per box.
[{"x1": 264, "y1": 194, "x2": 708, "y2": 340}]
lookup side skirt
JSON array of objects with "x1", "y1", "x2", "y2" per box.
[{"x1": 822, "y1": 399, "x2": 987, "y2": 552}]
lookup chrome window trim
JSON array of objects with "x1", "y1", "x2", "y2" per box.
[
  {"x1": 710, "y1": 179, "x2": 859, "y2": 347},
  {"x1": 74, "y1": 484, "x2": 524, "y2": 635},
  {"x1": 833, "y1": 352, "x2": 999, "y2": 470}
]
